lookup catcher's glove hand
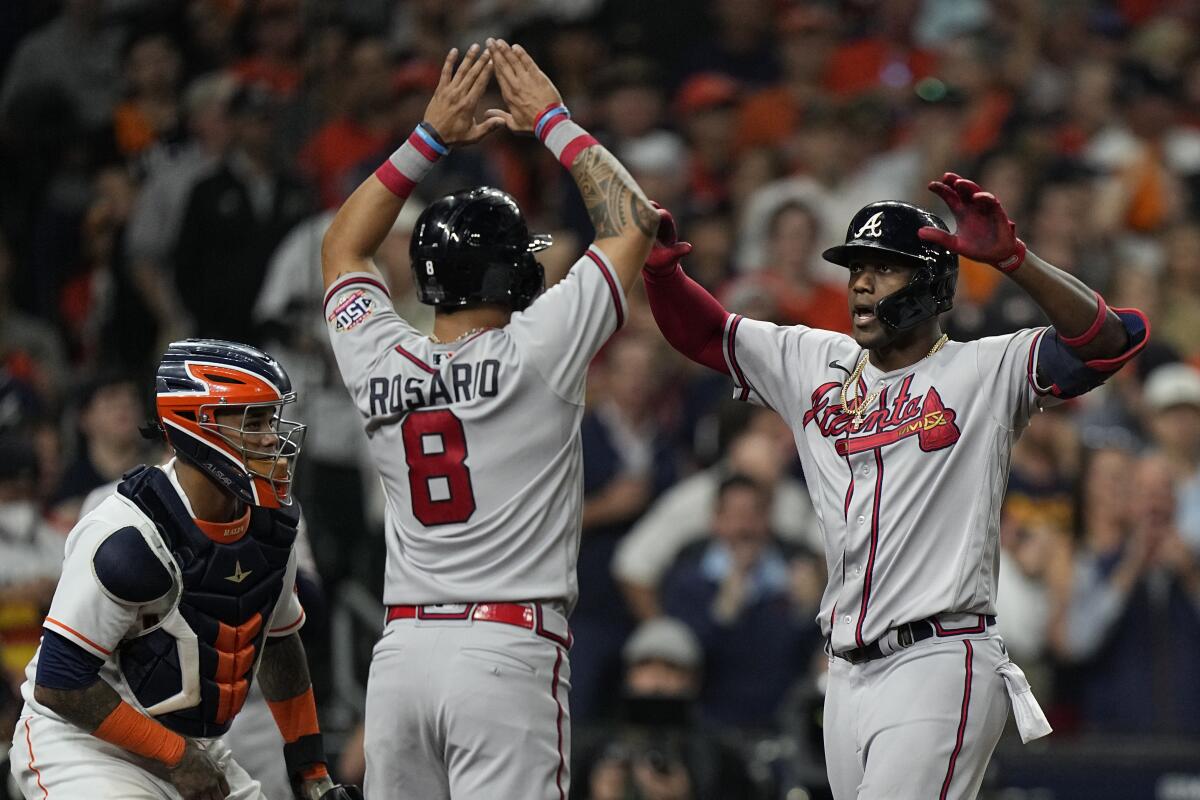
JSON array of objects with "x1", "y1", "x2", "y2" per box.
[{"x1": 318, "y1": 785, "x2": 364, "y2": 800}]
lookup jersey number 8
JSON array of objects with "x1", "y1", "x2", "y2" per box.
[{"x1": 401, "y1": 409, "x2": 477, "y2": 526}]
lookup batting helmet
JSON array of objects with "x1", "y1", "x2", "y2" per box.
[
  {"x1": 410, "y1": 187, "x2": 550, "y2": 312},
  {"x1": 151, "y1": 340, "x2": 305, "y2": 509},
  {"x1": 822, "y1": 201, "x2": 958, "y2": 331}
]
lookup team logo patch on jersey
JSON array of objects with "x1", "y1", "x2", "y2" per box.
[
  {"x1": 328, "y1": 289, "x2": 375, "y2": 332},
  {"x1": 803, "y1": 374, "x2": 962, "y2": 455}
]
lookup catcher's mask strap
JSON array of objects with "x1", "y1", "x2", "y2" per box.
[{"x1": 139, "y1": 421, "x2": 165, "y2": 440}]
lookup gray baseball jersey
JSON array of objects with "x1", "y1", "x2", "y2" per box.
[
  {"x1": 721, "y1": 316, "x2": 1048, "y2": 653},
  {"x1": 324, "y1": 245, "x2": 626, "y2": 610}
]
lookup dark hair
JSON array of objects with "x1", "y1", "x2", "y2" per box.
[
  {"x1": 717, "y1": 473, "x2": 765, "y2": 505},
  {"x1": 766, "y1": 199, "x2": 820, "y2": 241}
]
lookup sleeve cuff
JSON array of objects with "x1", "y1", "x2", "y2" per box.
[
  {"x1": 44, "y1": 616, "x2": 112, "y2": 659},
  {"x1": 582, "y1": 246, "x2": 627, "y2": 332}
]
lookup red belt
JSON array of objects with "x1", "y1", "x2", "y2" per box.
[{"x1": 386, "y1": 602, "x2": 571, "y2": 647}]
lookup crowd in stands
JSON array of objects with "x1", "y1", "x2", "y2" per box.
[{"x1": 2, "y1": 0, "x2": 1200, "y2": 797}]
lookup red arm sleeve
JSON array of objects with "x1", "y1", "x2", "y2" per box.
[{"x1": 643, "y1": 264, "x2": 730, "y2": 374}]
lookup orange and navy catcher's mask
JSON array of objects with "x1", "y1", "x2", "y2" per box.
[{"x1": 149, "y1": 339, "x2": 306, "y2": 509}]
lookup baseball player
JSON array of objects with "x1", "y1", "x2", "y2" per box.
[
  {"x1": 643, "y1": 174, "x2": 1149, "y2": 799},
  {"x1": 10, "y1": 339, "x2": 360, "y2": 800},
  {"x1": 320, "y1": 40, "x2": 657, "y2": 799}
]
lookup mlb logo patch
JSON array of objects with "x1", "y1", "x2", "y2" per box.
[{"x1": 328, "y1": 289, "x2": 374, "y2": 332}]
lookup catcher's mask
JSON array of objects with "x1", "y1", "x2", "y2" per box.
[
  {"x1": 822, "y1": 200, "x2": 958, "y2": 331},
  {"x1": 148, "y1": 339, "x2": 306, "y2": 508}
]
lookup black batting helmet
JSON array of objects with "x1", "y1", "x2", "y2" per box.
[
  {"x1": 822, "y1": 200, "x2": 958, "y2": 331},
  {"x1": 410, "y1": 187, "x2": 550, "y2": 312}
]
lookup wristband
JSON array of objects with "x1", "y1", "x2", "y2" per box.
[
  {"x1": 995, "y1": 238, "x2": 1026, "y2": 274},
  {"x1": 533, "y1": 103, "x2": 598, "y2": 169},
  {"x1": 93, "y1": 701, "x2": 186, "y2": 767},
  {"x1": 267, "y1": 686, "x2": 321, "y2": 744},
  {"x1": 1059, "y1": 291, "x2": 1108, "y2": 347},
  {"x1": 374, "y1": 125, "x2": 445, "y2": 198}
]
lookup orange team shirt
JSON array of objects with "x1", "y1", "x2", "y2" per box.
[
  {"x1": 734, "y1": 86, "x2": 803, "y2": 154},
  {"x1": 823, "y1": 39, "x2": 938, "y2": 97},
  {"x1": 300, "y1": 118, "x2": 391, "y2": 209}
]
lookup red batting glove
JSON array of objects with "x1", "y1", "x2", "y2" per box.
[
  {"x1": 644, "y1": 202, "x2": 693, "y2": 275},
  {"x1": 919, "y1": 172, "x2": 1026, "y2": 273}
]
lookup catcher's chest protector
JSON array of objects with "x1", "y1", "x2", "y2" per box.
[{"x1": 115, "y1": 466, "x2": 298, "y2": 738}]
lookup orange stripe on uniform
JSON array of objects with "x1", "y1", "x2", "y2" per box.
[
  {"x1": 214, "y1": 613, "x2": 262, "y2": 652},
  {"x1": 24, "y1": 717, "x2": 48, "y2": 799},
  {"x1": 44, "y1": 617, "x2": 111, "y2": 656}
]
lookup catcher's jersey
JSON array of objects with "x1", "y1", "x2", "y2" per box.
[
  {"x1": 723, "y1": 316, "x2": 1050, "y2": 652},
  {"x1": 325, "y1": 246, "x2": 626, "y2": 610}
]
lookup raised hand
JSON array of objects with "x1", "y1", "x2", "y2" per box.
[
  {"x1": 423, "y1": 44, "x2": 504, "y2": 147},
  {"x1": 919, "y1": 172, "x2": 1025, "y2": 271},
  {"x1": 484, "y1": 38, "x2": 563, "y2": 133},
  {"x1": 644, "y1": 202, "x2": 690, "y2": 274}
]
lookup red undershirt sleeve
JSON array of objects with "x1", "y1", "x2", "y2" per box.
[{"x1": 642, "y1": 264, "x2": 730, "y2": 375}]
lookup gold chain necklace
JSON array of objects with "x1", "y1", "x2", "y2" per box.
[
  {"x1": 430, "y1": 327, "x2": 492, "y2": 344},
  {"x1": 840, "y1": 334, "x2": 949, "y2": 430}
]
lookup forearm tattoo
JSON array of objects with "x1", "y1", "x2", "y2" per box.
[
  {"x1": 569, "y1": 146, "x2": 659, "y2": 240},
  {"x1": 36, "y1": 679, "x2": 121, "y2": 732}
]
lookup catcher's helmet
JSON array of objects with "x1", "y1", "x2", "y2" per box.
[
  {"x1": 410, "y1": 187, "x2": 550, "y2": 312},
  {"x1": 151, "y1": 340, "x2": 306, "y2": 508},
  {"x1": 822, "y1": 200, "x2": 958, "y2": 331}
]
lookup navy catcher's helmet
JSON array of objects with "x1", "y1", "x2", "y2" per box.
[
  {"x1": 410, "y1": 187, "x2": 550, "y2": 312},
  {"x1": 822, "y1": 201, "x2": 958, "y2": 331},
  {"x1": 152, "y1": 340, "x2": 305, "y2": 508}
]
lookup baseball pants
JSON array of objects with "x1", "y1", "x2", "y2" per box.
[
  {"x1": 824, "y1": 633, "x2": 1011, "y2": 800},
  {"x1": 363, "y1": 606, "x2": 571, "y2": 800},
  {"x1": 11, "y1": 712, "x2": 266, "y2": 800}
]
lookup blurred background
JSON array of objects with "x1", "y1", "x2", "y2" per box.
[{"x1": 1, "y1": 0, "x2": 1200, "y2": 798}]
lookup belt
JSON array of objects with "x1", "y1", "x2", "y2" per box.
[
  {"x1": 835, "y1": 614, "x2": 995, "y2": 665},
  {"x1": 386, "y1": 602, "x2": 571, "y2": 647}
]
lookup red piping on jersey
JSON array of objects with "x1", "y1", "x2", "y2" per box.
[
  {"x1": 323, "y1": 275, "x2": 391, "y2": 312},
  {"x1": 585, "y1": 249, "x2": 625, "y2": 331},
  {"x1": 933, "y1": 615, "x2": 986, "y2": 636},
  {"x1": 727, "y1": 315, "x2": 752, "y2": 401},
  {"x1": 44, "y1": 617, "x2": 111, "y2": 656},
  {"x1": 551, "y1": 649, "x2": 566, "y2": 800},
  {"x1": 394, "y1": 345, "x2": 437, "y2": 374},
  {"x1": 854, "y1": 447, "x2": 884, "y2": 649},
  {"x1": 269, "y1": 609, "x2": 306, "y2": 635},
  {"x1": 24, "y1": 718, "x2": 48, "y2": 799},
  {"x1": 939, "y1": 640, "x2": 974, "y2": 800},
  {"x1": 1026, "y1": 328, "x2": 1052, "y2": 397}
]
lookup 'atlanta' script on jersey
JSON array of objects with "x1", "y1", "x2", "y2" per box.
[{"x1": 801, "y1": 374, "x2": 961, "y2": 456}]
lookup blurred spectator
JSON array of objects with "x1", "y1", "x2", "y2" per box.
[
  {"x1": 823, "y1": 0, "x2": 938, "y2": 99},
  {"x1": 125, "y1": 71, "x2": 235, "y2": 354},
  {"x1": 1156, "y1": 222, "x2": 1200, "y2": 361},
  {"x1": 675, "y1": 0, "x2": 778, "y2": 87},
  {"x1": 298, "y1": 36, "x2": 396, "y2": 209},
  {"x1": 0, "y1": 0, "x2": 123, "y2": 130},
  {"x1": 574, "y1": 332, "x2": 678, "y2": 723},
  {"x1": 1143, "y1": 364, "x2": 1200, "y2": 551},
  {"x1": 733, "y1": 6, "x2": 837, "y2": 154},
  {"x1": 112, "y1": 28, "x2": 185, "y2": 169},
  {"x1": 48, "y1": 374, "x2": 145, "y2": 527},
  {"x1": 596, "y1": 59, "x2": 667, "y2": 144},
  {"x1": 1059, "y1": 453, "x2": 1200, "y2": 734},
  {"x1": 619, "y1": 132, "x2": 689, "y2": 222},
  {"x1": 231, "y1": 0, "x2": 305, "y2": 98},
  {"x1": 0, "y1": 434, "x2": 64, "y2": 688},
  {"x1": 0, "y1": 231, "x2": 68, "y2": 404},
  {"x1": 253, "y1": 198, "x2": 426, "y2": 591},
  {"x1": 722, "y1": 199, "x2": 848, "y2": 331},
  {"x1": 675, "y1": 73, "x2": 739, "y2": 211},
  {"x1": 572, "y1": 617, "x2": 759, "y2": 800},
  {"x1": 174, "y1": 82, "x2": 313, "y2": 343},
  {"x1": 614, "y1": 427, "x2": 816, "y2": 621},
  {"x1": 662, "y1": 475, "x2": 820, "y2": 732}
]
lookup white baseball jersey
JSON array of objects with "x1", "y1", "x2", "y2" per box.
[
  {"x1": 20, "y1": 459, "x2": 304, "y2": 721},
  {"x1": 722, "y1": 316, "x2": 1050, "y2": 653},
  {"x1": 324, "y1": 245, "x2": 626, "y2": 610}
]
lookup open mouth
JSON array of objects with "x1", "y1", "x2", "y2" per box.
[{"x1": 852, "y1": 303, "x2": 877, "y2": 326}]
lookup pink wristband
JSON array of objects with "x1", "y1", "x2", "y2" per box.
[
  {"x1": 1059, "y1": 291, "x2": 1109, "y2": 347},
  {"x1": 374, "y1": 127, "x2": 444, "y2": 198},
  {"x1": 995, "y1": 238, "x2": 1026, "y2": 273},
  {"x1": 534, "y1": 104, "x2": 598, "y2": 169}
]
